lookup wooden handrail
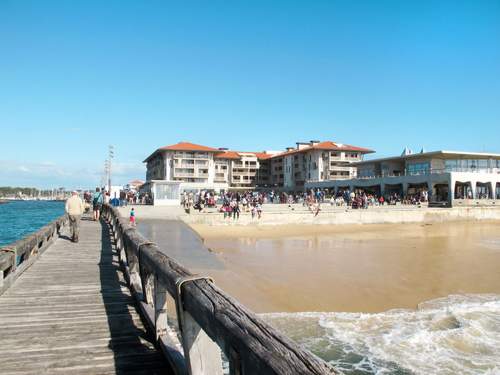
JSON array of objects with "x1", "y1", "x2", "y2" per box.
[
  {"x1": 102, "y1": 204, "x2": 336, "y2": 375},
  {"x1": 0, "y1": 215, "x2": 68, "y2": 295}
]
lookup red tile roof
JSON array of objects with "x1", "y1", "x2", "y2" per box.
[
  {"x1": 274, "y1": 141, "x2": 373, "y2": 157},
  {"x1": 129, "y1": 179, "x2": 144, "y2": 185},
  {"x1": 214, "y1": 151, "x2": 241, "y2": 160},
  {"x1": 315, "y1": 141, "x2": 373, "y2": 152},
  {"x1": 159, "y1": 142, "x2": 219, "y2": 152},
  {"x1": 214, "y1": 150, "x2": 275, "y2": 160},
  {"x1": 144, "y1": 140, "x2": 372, "y2": 163},
  {"x1": 144, "y1": 142, "x2": 220, "y2": 162},
  {"x1": 252, "y1": 152, "x2": 274, "y2": 160}
]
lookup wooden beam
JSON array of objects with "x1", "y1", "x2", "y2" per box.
[{"x1": 104, "y1": 204, "x2": 336, "y2": 375}]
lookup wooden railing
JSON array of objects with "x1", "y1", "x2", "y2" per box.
[
  {"x1": 0, "y1": 215, "x2": 68, "y2": 295},
  {"x1": 102, "y1": 204, "x2": 336, "y2": 375}
]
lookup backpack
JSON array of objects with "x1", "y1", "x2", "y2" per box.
[{"x1": 93, "y1": 193, "x2": 102, "y2": 205}]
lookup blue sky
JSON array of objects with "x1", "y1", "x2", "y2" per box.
[{"x1": 1, "y1": 0, "x2": 499, "y2": 189}]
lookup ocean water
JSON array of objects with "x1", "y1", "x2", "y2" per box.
[
  {"x1": 263, "y1": 294, "x2": 500, "y2": 375},
  {"x1": 0, "y1": 200, "x2": 65, "y2": 246}
]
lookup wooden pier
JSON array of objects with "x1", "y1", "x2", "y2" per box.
[
  {"x1": 0, "y1": 206, "x2": 336, "y2": 374},
  {"x1": 0, "y1": 217, "x2": 171, "y2": 374}
]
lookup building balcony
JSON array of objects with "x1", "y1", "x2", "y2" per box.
[
  {"x1": 173, "y1": 153, "x2": 209, "y2": 160},
  {"x1": 232, "y1": 171, "x2": 257, "y2": 177},
  {"x1": 173, "y1": 172, "x2": 209, "y2": 178},
  {"x1": 329, "y1": 166, "x2": 353, "y2": 172},
  {"x1": 174, "y1": 162, "x2": 198, "y2": 168}
]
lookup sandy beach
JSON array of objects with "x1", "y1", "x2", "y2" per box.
[
  {"x1": 189, "y1": 220, "x2": 480, "y2": 240},
  {"x1": 137, "y1": 216, "x2": 500, "y2": 313}
]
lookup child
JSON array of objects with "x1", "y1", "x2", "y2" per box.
[
  {"x1": 225, "y1": 204, "x2": 232, "y2": 220},
  {"x1": 129, "y1": 207, "x2": 136, "y2": 226}
]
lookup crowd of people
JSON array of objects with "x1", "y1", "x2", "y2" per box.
[
  {"x1": 66, "y1": 187, "x2": 141, "y2": 243},
  {"x1": 66, "y1": 185, "x2": 432, "y2": 240},
  {"x1": 83, "y1": 189, "x2": 151, "y2": 208},
  {"x1": 178, "y1": 187, "x2": 430, "y2": 221},
  {"x1": 328, "y1": 189, "x2": 429, "y2": 209},
  {"x1": 181, "y1": 191, "x2": 264, "y2": 220},
  {"x1": 178, "y1": 187, "x2": 431, "y2": 220}
]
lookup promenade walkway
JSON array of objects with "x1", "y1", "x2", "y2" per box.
[{"x1": 0, "y1": 217, "x2": 172, "y2": 375}]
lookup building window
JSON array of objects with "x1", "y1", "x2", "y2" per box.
[
  {"x1": 445, "y1": 159, "x2": 492, "y2": 172},
  {"x1": 407, "y1": 162, "x2": 430, "y2": 175},
  {"x1": 358, "y1": 169, "x2": 375, "y2": 178}
]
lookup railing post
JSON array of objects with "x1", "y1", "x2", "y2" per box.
[
  {"x1": 142, "y1": 271, "x2": 154, "y2": 307},
  {"x1": 129, "y1": 249, "x2": 142, "y2": 294},
  {"x1": 154, "y1": 276, "x2": 168, "y2": 340},
  {"x1": 176, "y1": 279, "x2": 223, "y2": 375},
  {"x1": 228, "y1": 347, "x2": 242, "y2": 375},
  {"x1": 181, "y1": 310, "x2": 223, "y2": 375}
]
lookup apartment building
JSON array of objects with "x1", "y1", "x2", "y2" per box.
[
  {"x1": 213, "y1": 151, "x2": 274, "y2": 189},
  {"x1": 274, "y1": 141, "x2": 373, "y2": 189},
  {"x1": 143, "y1": 140, "x2": 372, "y2": 205}
]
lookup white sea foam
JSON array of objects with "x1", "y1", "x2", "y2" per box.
[{"x1": 262, "y1": 294, "x2": 500, "y2": 375}]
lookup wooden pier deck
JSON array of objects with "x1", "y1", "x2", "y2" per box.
[{"x1": 0, "y1": 217, "x2": 172, "y2": 375}]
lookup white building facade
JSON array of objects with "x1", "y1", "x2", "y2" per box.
[
  {"x1": 273, "y1": 141, "x2": 373, "y2": 190},
  {"x1": 144, "y1": 140, "x2": 373, "y2": 205},
  {"x1": 305, "y1": 150, "x2": 500, "y2": 207}
]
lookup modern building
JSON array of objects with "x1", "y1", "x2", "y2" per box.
[
  {"x1": 143, "y1": 140, "x2": 372, "y2": 205},
  {"x1": 305, "y1": 150, "x2": 500, "y2": 207}
]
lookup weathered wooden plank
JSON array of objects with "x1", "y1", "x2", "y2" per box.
[
  {"x1": 0, "y1": 216, "x2": 173, "y2": 375},
  {"x1": 0, "y1": 320, "x2": 145, "y2": 336},
  {"x1": 0, "y1": 216, "x2": 67, "y2": 296},
  {"x1": 0, "y1": 251, "x2": 14, "y2": 272}
]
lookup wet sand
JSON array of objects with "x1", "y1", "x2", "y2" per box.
[{"x1": 138, "y1": 220, "x2": 500, "y2": 313}]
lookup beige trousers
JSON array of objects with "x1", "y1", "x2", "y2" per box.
[{"x1": 68, "y1": 214, "x2": 81, "y2": 240}]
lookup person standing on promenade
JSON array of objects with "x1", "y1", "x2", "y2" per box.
[
  {"x1": 65, "y1": 191, "x2": 85, "y2": 243},
  {"x1": 92, "y1": 187, "x2": 104, "y2": 221},
  {"x1": 104, "y1": 191, "x2": 110, "y2": 205},
  {"x1": 129, "y1": 207, "x2": 136, "y2": 226}
]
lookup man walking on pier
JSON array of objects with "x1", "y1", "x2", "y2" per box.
[{"x1": 65, "y1": 191, "x2": 85, "y2": 243}]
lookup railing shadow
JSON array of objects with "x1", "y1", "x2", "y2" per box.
[{"x1": 99, "y1": 220, "x2": 173, "y2": 374}]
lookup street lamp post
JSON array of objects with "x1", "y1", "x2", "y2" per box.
[{"x1": 106, "y1": 145, "x2": 114, "y2": 192}]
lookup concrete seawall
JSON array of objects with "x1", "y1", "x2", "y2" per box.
[
  {"x1": 117, "y1": 204, "x2": 500, "y2": 227},
  {"x1": 180, "y1": 206, "x2": 500, "y2": 226}
]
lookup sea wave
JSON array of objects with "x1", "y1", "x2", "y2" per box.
[{"x1": 262, "y1": 294, "x2": 500, "y2": 375}]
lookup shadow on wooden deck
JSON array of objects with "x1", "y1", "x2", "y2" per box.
[{"x1": 99, "y1": 220, "x2": 174, "y2": 375}]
